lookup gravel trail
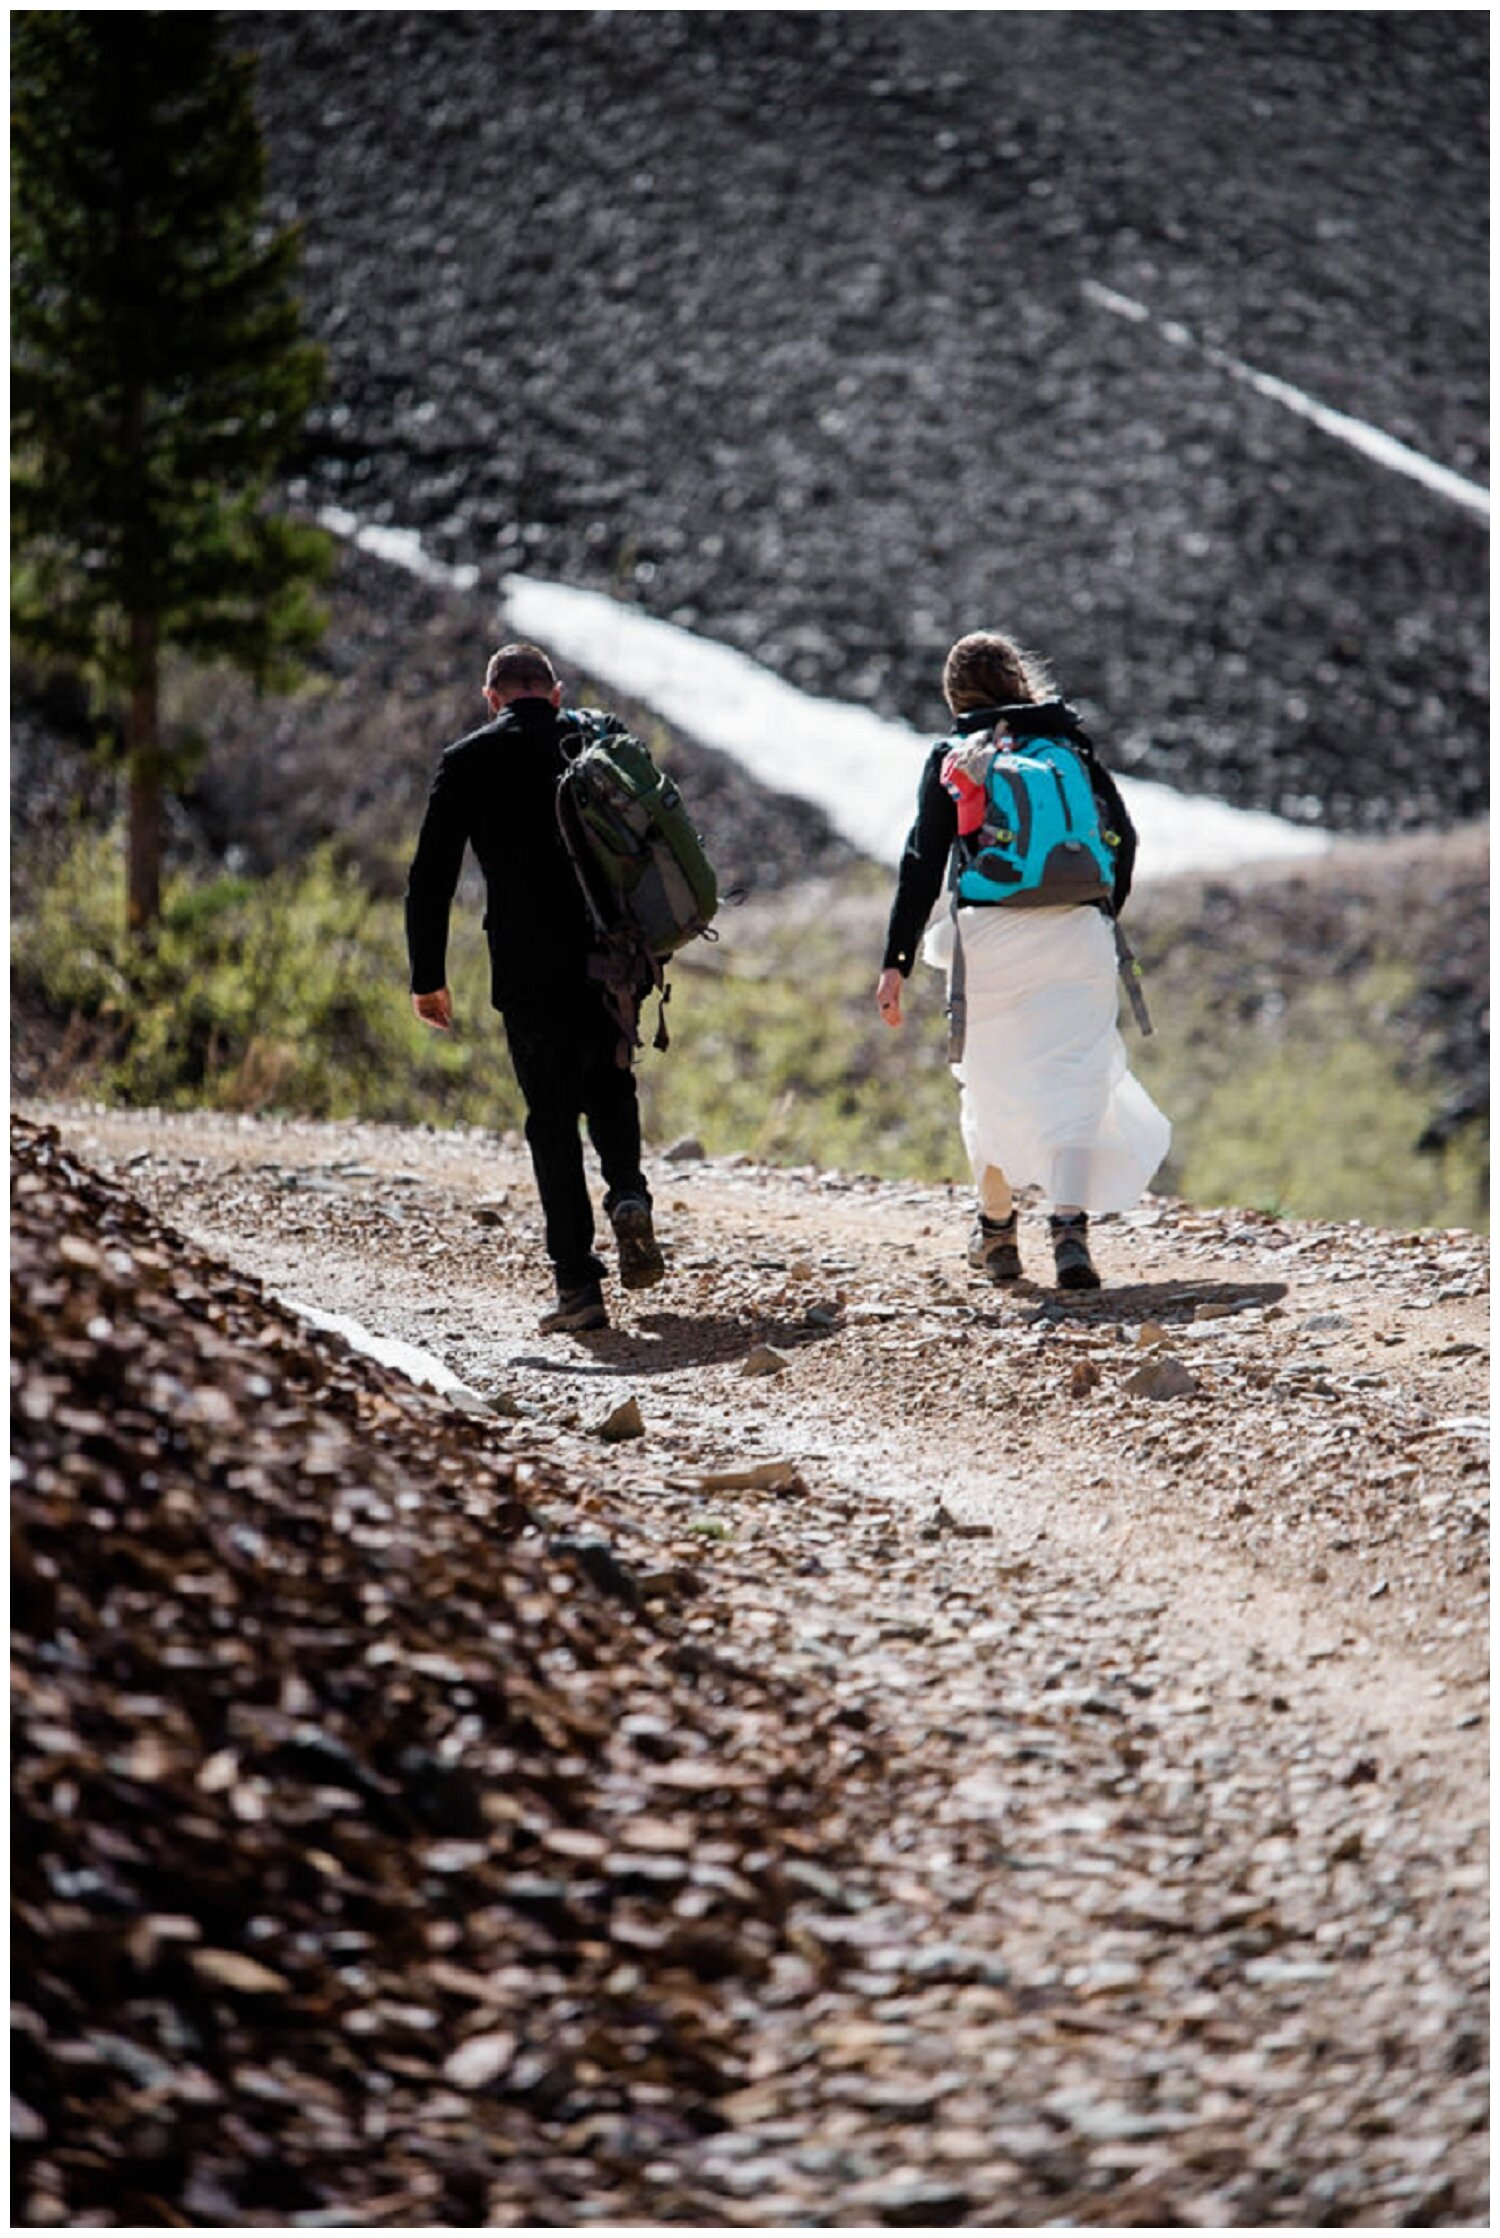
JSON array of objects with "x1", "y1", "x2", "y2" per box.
[{"x1": 26, "y1": 1099, "x2": 1488, "y2": 2226}]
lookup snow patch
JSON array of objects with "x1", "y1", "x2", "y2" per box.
[
  {"x1": 320, "y1": 506, "x2": 481, "y2": 592},
  {"x1": 319, "y1": 507, "x2": 1332, "y2": 876},
  {"x1": 284, "y1": 1297, "x2": 488, "y2": 1411},
  {"x1": 1082, "y1": 281, "x2": 1491, "y2": 522}
]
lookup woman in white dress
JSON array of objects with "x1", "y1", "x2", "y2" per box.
[{"x1": 875, "y1": 630, "x2": 1170, "y2": 1292}]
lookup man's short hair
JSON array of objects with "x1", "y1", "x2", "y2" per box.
[
  {"x1": 942, "y1": 631, "x2": 1052, "y2": 714},
  {"x1": 485, "y1": 641, "x2": 558, "y2": 694}
]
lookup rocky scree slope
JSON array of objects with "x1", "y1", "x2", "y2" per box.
[
  {"x1": 245, "y1": 8, "x2": 1488, "y2": 833},
  {"x1": 11, "y1": 1116, "x2": 883, "y2": 2227}
]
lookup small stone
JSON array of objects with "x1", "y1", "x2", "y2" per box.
[
  {"x1": 742, "y1": 1344, "x2": 788, "y2": 1377},
  {"x1": 697, "y1": 1459, "x2": 806, "y2": 1494},
  {"x1": 1122, "y1": 1355, "x2": 1199, "y2": 1400},
  {"x1": 783, "y1": 1859, "x2": 861, "y2": 1911},
  {"x1": 923, "y1": 1500, "x2": 993, "y2": 1539},
  {"x1": 866, "y1": 2176, "x2": 973, "y2": 2226},
  {"x1": 189, "y1": 1949, "x2": 290, "y2": 1996},
  {"x1": 443, "y1": 2031, "x2": 518, "y2": 2090},
  {"x1": 548, "y1": 1535, "x2": 641, "y2": 1606},
  {"x1": 1136, "y1": 1320, "x2": 1169, "y2": 1348},
  {"x1": 471, "y1": 1198, "x2": 508, "y2": 1227},
  {"x1": 1070, "y1": 1358, "x2": 1101, "y2": 1398},
  {"x1": 664, "y1": 1135, "x2": 707, "y2": 1163},
  {"x1": 10, "y1": 2097, "x2": 45, "y2": 2143},
  {"x1": 597, "y1": 1396, "x2": 645, "y2": 1442}
]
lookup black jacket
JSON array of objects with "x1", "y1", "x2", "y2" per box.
[
  {"x1": 405, "y1": 697, "x2": 598, "y2": 1010},
  {"x1": 881, "y1": 700, "x2": 1137, "y2": 975}
]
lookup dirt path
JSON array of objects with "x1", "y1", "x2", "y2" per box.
[{"x1": 28, "y1": 1101, "x2": 1490, "y2": 2225}]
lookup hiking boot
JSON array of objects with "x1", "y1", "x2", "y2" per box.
[
  {"x1": 538, "y1": 1281, "x2": 609, "y2": 1334},
  {"x1": 610, "y1": 1195, "x2": 665, "y2": 1291},
  {"x1": 1050, "y1": 1213, "x2": 1101, "y2": 1292},
  {"x1": 967, "y1": 1210, "x2": 1022, "y2": 1284}
]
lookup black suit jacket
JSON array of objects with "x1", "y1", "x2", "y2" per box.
[{"x1": 405, "y1": 697, "x2": 597, "y2": 1011}]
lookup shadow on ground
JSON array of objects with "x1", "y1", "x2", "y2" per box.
[
  {"x1": 997, "y1": 1279, "x2": 1290, "y2": 1327},
  {"x1": 510, "y1": 1311, "x2": 835, "y2": 1377}
]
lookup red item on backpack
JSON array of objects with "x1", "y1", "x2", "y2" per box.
[{"x1": 941, "y1": 744, "x2": 990, "y2": 836}]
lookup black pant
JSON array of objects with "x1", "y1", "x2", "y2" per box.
[{"x1": 501, "y1": 984, "x2": 649, "y2": 1292}]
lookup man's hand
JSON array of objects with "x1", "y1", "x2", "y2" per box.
[
  {"x1": 876, "y1": 967, "x2": 904, "y2": 1029},
  {"x1": 412, "y1": 987, "x2": 454, "y2": 1032}
]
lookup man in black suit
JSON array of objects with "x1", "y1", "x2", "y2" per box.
[{"x1": 405, "y1": 640, "x2": 664, "y2": 1332}]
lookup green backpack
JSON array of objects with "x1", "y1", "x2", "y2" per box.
[{"x1": 556, "y1": 709, "x2": 719, "y2": 1059}]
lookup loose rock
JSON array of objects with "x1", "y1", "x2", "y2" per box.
[
  {"x1": 597, "y1": 1395, "x2": 646, "y2": 1441},
  {"x1": 1122, "y1": 1355, "x2": 1200, "y2": 1400}
]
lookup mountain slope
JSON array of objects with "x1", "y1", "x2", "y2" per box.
[{"x1": 245, "y1": 9, "x2": 1488, "y2": 830}]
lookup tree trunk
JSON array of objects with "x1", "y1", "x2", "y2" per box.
[{"x1": 125, "y1": 611, "x2": 162, "y2": 936}]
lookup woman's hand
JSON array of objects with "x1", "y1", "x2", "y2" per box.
[{"x1": 875, "y1": 967, "x2": 904, "y2": 1029}]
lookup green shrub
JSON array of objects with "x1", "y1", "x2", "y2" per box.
[
  {"x1": 12, "y1": 829, "x2": 527, "y2": 1128},
  {"x1": 1135, "y1": 983, "x2": 1489, "y2": 1233},
  {"x1": 13, "y1": 838, "x2": 965, "y2": 1173}
]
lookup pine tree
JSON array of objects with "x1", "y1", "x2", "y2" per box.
[{"x1": 11, "y1": 11, "x2": 332, "y2": 933}]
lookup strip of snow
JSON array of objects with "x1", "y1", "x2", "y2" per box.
[
  {"x1": 284, "y1": 1296, "x2": 488, "y2": 1410},
  {"x1": 319, "y1": 506, "x2": 1330, "y2": 875},
  {"x1": 1082, "y1": 281, "x2": 1491, "y2": 522},
  {"x1": 321, "y1": 507, "x2": 482, "y2": 592}
]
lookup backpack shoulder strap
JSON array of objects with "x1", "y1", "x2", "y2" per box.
[
  {"x1": 1112, "y1": 918, "x2": 1154, "y2": 1036},
  {"x1": 559, "y1": 706, "x2": 627, "y2": 759},
  {"x1": 945, "y1": 891, "x2": 969, "y2": 1065}
]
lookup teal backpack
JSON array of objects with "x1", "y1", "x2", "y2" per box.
[
  {"x1": 556, "y1": 710, "x2": 719, "y2": 1060},
  {"x1": 951, "y1": 731, "x2": 1117, "y2": 909}
]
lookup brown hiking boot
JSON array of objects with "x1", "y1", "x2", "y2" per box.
[
  {"x1": 539, "y1": 1281, "x2": 609, "y2": 1334},
  {"x1": 967, "y1": 1210, "x2": 1022, "y2": 1283}
]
